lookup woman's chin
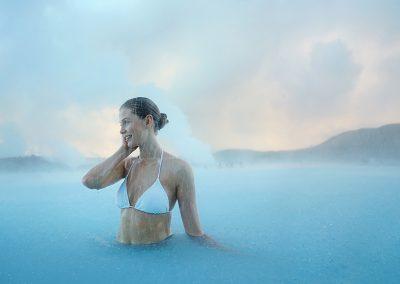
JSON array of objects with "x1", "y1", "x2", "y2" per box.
[{"x1": 128, "y1": 142, "x2": 137, "y2": 149}]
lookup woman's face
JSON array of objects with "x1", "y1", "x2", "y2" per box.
[{"x1": 119, "y1": 108, "x2": 146, "y2": 148}]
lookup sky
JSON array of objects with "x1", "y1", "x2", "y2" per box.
[{"x1": 0, "y1": 0, "x2": 399, "y2": 166}]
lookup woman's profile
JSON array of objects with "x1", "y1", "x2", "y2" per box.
[{"x1": 81, "y1": 97, "x2": 221, "y2": 248}]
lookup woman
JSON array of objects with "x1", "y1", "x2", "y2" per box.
[{"x1": 82, "y1": 97, "x2": 219, "y2": 247}]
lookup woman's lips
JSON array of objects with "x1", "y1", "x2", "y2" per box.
[{"x1": 124, "y1": 134, "x2": 132, "y2": 141}]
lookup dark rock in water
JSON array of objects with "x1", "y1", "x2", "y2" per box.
[
  {"x1": 0, "y1": 155, "x2": 70, "y2": 172},
  {"x1": 213, "y1": 123, "x2": 400, "y2": 167}
]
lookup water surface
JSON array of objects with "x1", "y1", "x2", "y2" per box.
[{"x1": 1, "y1": 165, "x2": 399, "y2": 283}]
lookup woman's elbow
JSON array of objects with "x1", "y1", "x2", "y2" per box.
[{"x1": 81, "y1": 175, "x2": 100, "y2": 190}]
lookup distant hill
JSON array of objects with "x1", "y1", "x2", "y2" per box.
[
  {"x1": 0, "y1": 155, "x2": 70, "y2": 172},
  {"x1": 213, "y1": 123, "x2": 400, "y2": 166}
]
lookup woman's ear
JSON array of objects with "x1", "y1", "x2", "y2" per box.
[{"x1": 144, "y1": 114, "x2": 154, "y2": 129}]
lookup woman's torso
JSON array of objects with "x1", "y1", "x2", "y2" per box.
[{"x1": 117, "y1": 150, "x2": 180, "y2": 244}]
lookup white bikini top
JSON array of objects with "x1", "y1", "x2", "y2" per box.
[{"x1": 116, "y1": 149, "x2": 170, "y2": 214}]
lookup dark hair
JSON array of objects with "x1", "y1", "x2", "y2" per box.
[{"x1": 120, "y1": 97, "x2": 169, "y2": 134}]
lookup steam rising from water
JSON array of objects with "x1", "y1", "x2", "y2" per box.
[{"x1": 0, "y1": 85, "x2": 217, "y2": 169}]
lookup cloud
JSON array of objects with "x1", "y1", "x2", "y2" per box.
[
  {"x1": 0, "y1": 123, "x2": 26, "y2": 157},
  {"x1": 58, "y1": 104, "x2": 120, "y2": 159},
  {"x1": 275, "y1": 39, "x2": 362, "y2": 119},
  {"x1": 0, "y1": 0, "x2": 400, "y2": 158}
]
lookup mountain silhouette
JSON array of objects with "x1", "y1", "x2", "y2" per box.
[
  {"x1": 0, "y1": 155, "x2": 70, "y2": 172},
  {"x1": 213, "y1": 123, "x2": 400, "y2": 166}
]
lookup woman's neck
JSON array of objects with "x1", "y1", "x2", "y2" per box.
[{"x1": 139, "y1": 135, "x2": 162, "y2": 160}]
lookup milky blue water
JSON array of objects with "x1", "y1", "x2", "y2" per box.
[{"x1": 1, "y1": 165, "x2": 399, "y2": 283}]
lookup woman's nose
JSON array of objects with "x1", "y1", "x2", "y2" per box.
[{"x1": 120, "y1": 127, "x2": 125, "y2": 134}]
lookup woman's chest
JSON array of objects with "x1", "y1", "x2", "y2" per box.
[{"x1": 126, "y1": 161, "x2": 177, "y2": 206}]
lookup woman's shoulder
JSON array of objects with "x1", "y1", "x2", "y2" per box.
[
  {"x1": 163, "y1": 151, "x2": 191, "y2": 169},
  {"x1": 162, "y1": 152, "x2": 194, "y2": 191}
]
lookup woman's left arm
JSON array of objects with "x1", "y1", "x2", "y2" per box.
[
  {"x1": 177, "y1": 161, "x2": 227, "y2": 250},
  {"x1": 177, "y1": 160, "x2": 203, "y2": 236}
]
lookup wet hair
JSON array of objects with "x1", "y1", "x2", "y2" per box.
[{"x1": 120, "y1": 97, "x2": 169, "y2": 134}]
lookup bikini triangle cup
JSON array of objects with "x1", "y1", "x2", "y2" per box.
[{"x1": 116, "y1": 149, "x2": 170, "y2": 214}]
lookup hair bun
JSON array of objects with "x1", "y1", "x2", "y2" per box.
[{"x1": 158, "y1": 113, "x2": 169, "y2": 130}]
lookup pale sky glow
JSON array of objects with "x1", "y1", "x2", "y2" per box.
[{"x1": 0, "y1": 1, "x2": 399, "y2": 165}]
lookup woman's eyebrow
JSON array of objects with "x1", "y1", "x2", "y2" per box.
[{"x1": 119, "y1": 118, "x2": 129, "y2": 123}]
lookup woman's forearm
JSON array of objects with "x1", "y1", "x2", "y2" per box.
[{"x1": 82, "y1": 146, "x2": 131, "y2": 189}]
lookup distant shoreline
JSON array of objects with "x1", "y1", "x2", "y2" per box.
[{"x1": 1, "y1": 123, "x2": 399, "y2": 172}]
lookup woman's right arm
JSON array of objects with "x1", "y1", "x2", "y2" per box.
[{"x1": 81, "y1": 145, "x2": 136, "y2": 190}]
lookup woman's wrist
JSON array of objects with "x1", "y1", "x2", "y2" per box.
[{"x1": 119, "y1": 145, "x2": 134, "y2": 157}]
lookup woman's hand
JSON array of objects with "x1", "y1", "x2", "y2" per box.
[
  {"x1": 188, "y1": 234, "x2": 232, "y2": 252},
  {"x1": 122, "y1": 135, "x2": 138, "y2": 155}
]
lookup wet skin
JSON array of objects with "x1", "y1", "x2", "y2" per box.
[{"x1": 117, "y1": 151, "x2": 184, "y2": 244}]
